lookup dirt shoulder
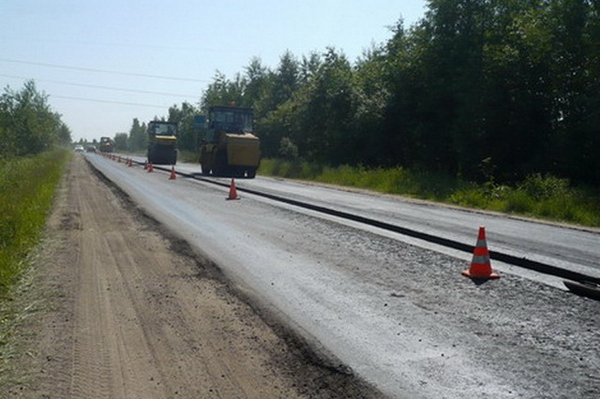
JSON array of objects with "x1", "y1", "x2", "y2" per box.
[{"x1": 0, "y1": 155, "x2": 382, "y2": 398}]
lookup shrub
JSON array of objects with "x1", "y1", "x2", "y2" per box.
[
  {"x1": 519, "y1": 173, "x2": 571, "y2": 200},
  {"x1": 504, "y1": 191, "x2": 534, "y2": 214}
]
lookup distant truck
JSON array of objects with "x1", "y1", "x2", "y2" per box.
[
  {"x1": 99, "y1": 137, "x2": 114, "y2": 153},
  {"x1": 199, "y1": 106, "x2": 260, "y2": 178},
  {"x1": 147, "y1": 121, "x2": 178, "y2": 165}
]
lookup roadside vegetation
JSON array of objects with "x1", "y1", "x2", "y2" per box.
[
  {"x1": 0, "y1": 81, "x2": 71, "y2": 299},
  {"x1": 0, "y1": 151, "x2": 69, "y2": 298},
  {"x1": 259, "y1": 159, "x2": 600, "y2": 228},
  {"x1": 0, "y1": 81, "x2": 70, "y2": 375}
]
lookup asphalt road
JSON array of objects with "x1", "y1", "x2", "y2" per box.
[
  {"x1": 87, "y1": 153, "x2": 600, "y2": 399},
  {"x1": 127, "y1": 154, "x2": 600, "y2": 281}
]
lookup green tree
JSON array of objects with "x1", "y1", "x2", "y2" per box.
[
  {"x1": 299, "y1": 52, "x2": 322, "y2": 83},
  {"x1": 168, "y1": 102, "x2": 199, "y2": 151},
  {"x1": 244, "y1": 57, "x2": 270, "y2": 112},
  {"x1": 546, "y1": 0, "x2": 600, "y2": 184},
  {"x1": 127, "y1": 118, "x2": 147, "y2": 152},
  {"x1": 201, "y1": 71, "x2": 247, "y2": 109},
  {"x1": 269, "y1": 51, "x2": 300, "y2": 110},
  {"x1": 58, "y1": 122, "x2": 72, "y2": 146},
  {"x1": 0, "y1": 80, "x2": 65, "y2": 158},
  {"x1": 353, "y1": 44, "x2": 390, "y2": 165},
  {"x1": 292, "y1": 48, "x2": 356, "y2": 164},
  {"x1": 254, "y1": 53, "x2": 300, "y2": 157},
  {"x1": 113, "y1": 132, "x2": 128, "y2": 151}
]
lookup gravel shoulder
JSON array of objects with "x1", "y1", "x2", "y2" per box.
[{"x1": 0, "y1": 155, "x2": 382, "y2": 398}]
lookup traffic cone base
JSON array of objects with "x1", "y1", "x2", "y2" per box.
[
  {"x1": 169, "y1": 166, "x2": 177, "y2": 180},
  {"x1": 226, "y1": 178, "x2": 240, "y2": 200},
  {"x1": 462, "y1": 226, "x2": 500, "y2": 280},
  {"x1": 147, "y1": 162, "x2": 154, "y2": 173},
  {"x1": 462, "y1": 269, "x2": 500, "y2": 279}
]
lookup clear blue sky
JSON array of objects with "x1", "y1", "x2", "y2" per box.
[{"x1": 1, "y1": 0, "x2": 427, "y2": 143}]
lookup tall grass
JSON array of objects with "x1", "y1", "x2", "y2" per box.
[
  {"x1": 0, "y1": 150, "x2": 69, "y2": 298},
  {"x1": 259, "y1": 159, "x2": 469, "y2": 200},
  {"x1": 259, "y1": 159, "x2": 600, "y2": 227}
]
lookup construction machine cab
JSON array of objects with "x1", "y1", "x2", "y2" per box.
[
  {"x1": 152, "y1": 122, "x2": 177, "y2": 136},
  {"x1": 205, "y1": 107, "x2": 253, "y2": 141}
]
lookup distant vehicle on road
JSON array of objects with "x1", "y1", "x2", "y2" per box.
[
  {"x1": 86, "y1": 145, "x2": 96, "y2": 153},
  {"x1": 74, "y1": 145, "x2": 84, "y2": 152},
  {"x1": 99, "y1": 137, "x2": 114, "y2": 153}
]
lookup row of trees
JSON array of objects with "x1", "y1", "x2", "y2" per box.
[
  {"x1": 133, "y1": 0, "x2": 598, "y2": 186},
  {"x1": 0, "y1": 80, "x2": 71, "y2": 159}
]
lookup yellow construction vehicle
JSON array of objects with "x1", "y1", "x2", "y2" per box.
[
  {"x1": 147, "y1": 121, "x2": 178, "y2": 165},
  {"x1": 199, "y1": 106, "x2": 260, "y2": 178},
  {"x1": 99, "y1": 137, "x2": 114, "y2": 153}
]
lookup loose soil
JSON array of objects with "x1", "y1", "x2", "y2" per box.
[{"x1": 0, "y1": 156, "x2": 382, "y2": 398}]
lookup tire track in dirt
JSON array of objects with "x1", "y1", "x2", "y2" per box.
[{"x1": 68, "y1": 164, "x2": 159, "y2": 398}]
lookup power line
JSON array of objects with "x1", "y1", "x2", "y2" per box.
[
  {"x1": 0, "y1": 74, "x2": 201, "y2": 99},
  {"x1": 0, "y1": 58, "x2": 210, "y2": 83},
  {"x1": 50, "y1": 94, "x2": 168, "y2": 109}
]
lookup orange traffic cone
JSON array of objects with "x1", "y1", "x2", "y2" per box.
[
  {"x1": 462, "y1": 226, "x2": 500, "y2": 280},
  {"x1": 147, "y1": 162, "x2": 154, "y2": 173},
  {"x1": 169, "y1": 166, "x2": 177, "y2": 180},
  {"x1": 226, "y1": 178, "x2": 240, "y2": 200}
]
